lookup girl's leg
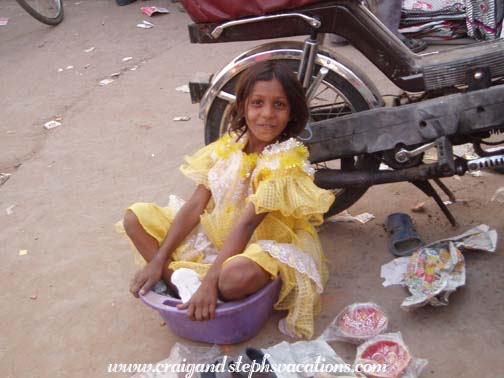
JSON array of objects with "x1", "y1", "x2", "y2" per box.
[
  {"x1": 217, "y1": 256, "x2": 270, "y2": 301},
  {"x1": 123, "y1": 209, "x2": 174, "y2": 286}
]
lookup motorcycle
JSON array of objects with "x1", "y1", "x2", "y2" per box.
[{"x1": 183, "y1": 0, "x2": 504, "y2": 225}]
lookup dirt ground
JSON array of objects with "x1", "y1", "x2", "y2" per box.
[{"x1": 1, "y1": 1, "x2": 503, "y2": 377}]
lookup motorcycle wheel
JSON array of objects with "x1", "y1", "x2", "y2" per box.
[{"x1": 205, "y1": 58, "x2": 380, "y2": 217}]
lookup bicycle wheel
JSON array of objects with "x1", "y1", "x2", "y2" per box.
[
  {"x1": 16, "y1": 0, "x2": 64, "y2": 25},
  {"x1": 205, "y1": 57, "x2": 380, "y2": 217}
]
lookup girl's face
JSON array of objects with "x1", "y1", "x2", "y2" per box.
[{"x1": 245, "y1": 78, "x2": 291, "y2": 152}]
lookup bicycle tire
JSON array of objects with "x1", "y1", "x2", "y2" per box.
[
  {"x1": 16, "y1": 0, "x2": 64, "y2": 25},
  {"x1": 205, "y1": 57, "x2": 380, "y2": 217}
]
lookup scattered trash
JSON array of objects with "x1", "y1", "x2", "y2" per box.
[
  {"x1": 83, "y1": 64, "x2": 91, "y2": 69},
  {"x1": 84, "y1": 46, "x2": 95, "y2": 53},
  {"x1": 0, "y1": 173, "x2": 11, "y2": 186},
  {"x1": 0, "y1": 18, "x2": 9, "y2": 26},
  {"x1": 99, "y1": 78, "x2": 114, "y2": 86},
  {"x1": 136, "y1": 20, "x2": 154, "y2": 29},
  {"x1": 453, "y1": 143, "x2": 476, "y2": 159},
  {"x1": 6, "y1": 131, "x2": 16, "y2": 135},
  {"x1": 54, "y1": 115, "x2": 63, "y2": 122},
  {"x1": 355, "y1": 332, "x2": 428, "y2": 378},
  {"x1": 469, "y1": 170, "x2": 484, "y2": 177},
  {"x1": 6, "y1": 204, "x2": 16, "y2": 216},
  {"x1": 321, "y1": 302, "x2": 388, "y2": 344},
  {"x1": 135, "y1": 326, "x2": 424, "y2": 378},
  {"x1": 381, "y1": 224, "x2": 497, "y2": 309},
  {"x1": 57, "y1": 68, "x2": 64, "y2": 72},
  {"x1": 175, "y1": 84, "x2": 190, "y2": 93},
  {"x1": 326, "y1": 210, "x2": 375, "y2": 224},
  {"x1": 173, "y1": 116, "x2": 191, "y2": 121},
  {"x1": 443, "y1": 198, "x2": 469, "y2": 206},
  {"x1": 109, "y1": 72, "x2": 121, "y2": 78},
  {"x1": 129, "y1": 65, "x2": 139, "y2": 71},
  {"x1": 411, "y1": 201, "x2": 426, "y2": 213},
  {"x1": 19, "y1": 250, "x2": 29, "y2": 256},
  {"x1": 380, "y1": 256, "x2": 410, "y2": 287},
  {"x1": 353, "y1": 212, "x2": 375, "y2": 223},
  {"x1": 65, "y1": 65, "x2": 74, "y2": 70},
  {"x1": 43, "y1": 120, "x2": 62, "y2": 130},
  {"x1": 30, "y1": 295, "x2": 38, "y2": 300},
  {"x1": 160, "y1": 321, "x2": 166, "y2": 327},
  {"x1": 140, "y1": 6, "x2": 170, "y2": 17},
  {"x1": 263, "y1": 339, "x2": 359, "y2": 378},
  {"x1": 121, "y1": 56, "x2": 133, "y2": 62},
  {"x1": 491, "y1": 187, "x2": 504, "y2": 203}
]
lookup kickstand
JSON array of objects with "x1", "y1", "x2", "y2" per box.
[{"x1": 411, "y1": 179, "x2": 457, "y2": 226}]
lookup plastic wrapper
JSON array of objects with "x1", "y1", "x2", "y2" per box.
[
  {"x1": 262, "y1": 338, "x2": 359, "y2": 378},
  {"x1": 401, "y1": 224, "x2": 497, "y2": 309},
  {"x1": 322, "y1": 303, "x2": 388, "y2": 344},
  {"x1": 380, "y1": 224, "x2": 498, "y2": 310},
  {"x1": 401, "y1": 242, "x2": 464, "y2": 309},
  {"x1": 354, "y1": 332, "x2": 427, "y2": 378},
  {"x1": 130, "y1": 342, "x2": 221, "y2": 378}
]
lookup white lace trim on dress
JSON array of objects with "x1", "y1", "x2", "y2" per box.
[{"x1": 257, "y1": 240, "x2": 324, "y2": 294}]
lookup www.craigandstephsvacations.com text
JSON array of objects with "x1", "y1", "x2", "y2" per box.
[{"x1": 107, "y1": 355, "x2": 387, "y2": 376}]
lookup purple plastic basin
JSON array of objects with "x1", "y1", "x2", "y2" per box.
[{"x1": 140, "y1": 278, "x2": 281, "y2": 344}]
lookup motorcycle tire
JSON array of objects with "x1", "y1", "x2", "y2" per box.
[
  {"x1": 205, "y1": 58, "x2": 380, "y2": 217},
  {"x1": 16, "y1": 0, "x2": 64, "y2": 26}
]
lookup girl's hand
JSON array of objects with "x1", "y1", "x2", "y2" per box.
[
  {"x1": 129, "y1": 259, "x2": 163, "y2": 298},
  {"x1": 177, "y1": 280, "x2": 218, "y2": 321}
]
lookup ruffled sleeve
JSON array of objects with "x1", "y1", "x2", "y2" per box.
[
  {"x1": 247, "y1": 139, "x2": 335, "y2": 225},
  {"x1": 179, "y1": 140, "x2": 217, "y2": 188}
]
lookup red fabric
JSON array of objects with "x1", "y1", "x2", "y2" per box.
[{"x1": 180, "y1": 0, "x2": 323, "y2": 23}]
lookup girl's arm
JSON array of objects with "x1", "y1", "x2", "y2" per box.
[
  {"x1": 130, "y1": 185, "x2": 211, "y2": 296},
  {"x1": 178, "y1": 203, "x2": 267, "y2": 320}
]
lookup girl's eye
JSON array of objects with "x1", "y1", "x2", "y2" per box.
[
  {"x1": 250, "y1": 99, "x2": 263, "y2": 106},
  {"x1": 275, "y1": 101, "x2": 287, "y2": 108}
]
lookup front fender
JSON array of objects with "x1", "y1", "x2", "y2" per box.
[{"x1": 198, "y1": 41, "x2": 384, "y2": 122}]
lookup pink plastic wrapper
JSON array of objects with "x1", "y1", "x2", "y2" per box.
[
  {"x1": 322, "y1": 303, "x2": 388, "y2": 344},
  {"x1": 355, "y1": 332, "x2": 428, "y2": 378},
  {"x1": 140, "y1": 7, "x2": 170, "y2": 17}
]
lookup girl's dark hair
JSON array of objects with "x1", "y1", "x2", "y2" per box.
[{"x1": 229, "y1": 60, "x2": 309, "y2": 140}]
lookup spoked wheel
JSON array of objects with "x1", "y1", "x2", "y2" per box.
[
  {"x1": 16, "y1": 0, "x2": 64, "y2": 25},
  {"x1": 205, "y1": 57, "x2": 380, "y2": 217}
]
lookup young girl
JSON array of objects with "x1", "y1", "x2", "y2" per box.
[{"x1": 123, "y1": 61, "x2": 334, "y2": 339}]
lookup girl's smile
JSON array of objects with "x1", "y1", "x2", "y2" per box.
[{"x1": 244, "y1": 78, "x2": 291, "y2": 154}]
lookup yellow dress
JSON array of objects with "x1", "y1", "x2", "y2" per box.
[{"x1": 127, "y1": 133, "x2": 335, "y2": 339}]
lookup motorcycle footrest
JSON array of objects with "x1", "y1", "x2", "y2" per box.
[{"x1": 467, "y1": 154, "x2": 504, "y2": 171}]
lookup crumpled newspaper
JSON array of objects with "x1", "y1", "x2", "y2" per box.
[{"x1": 380, "y1": 224, "x2": 498, "y2": 309}]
